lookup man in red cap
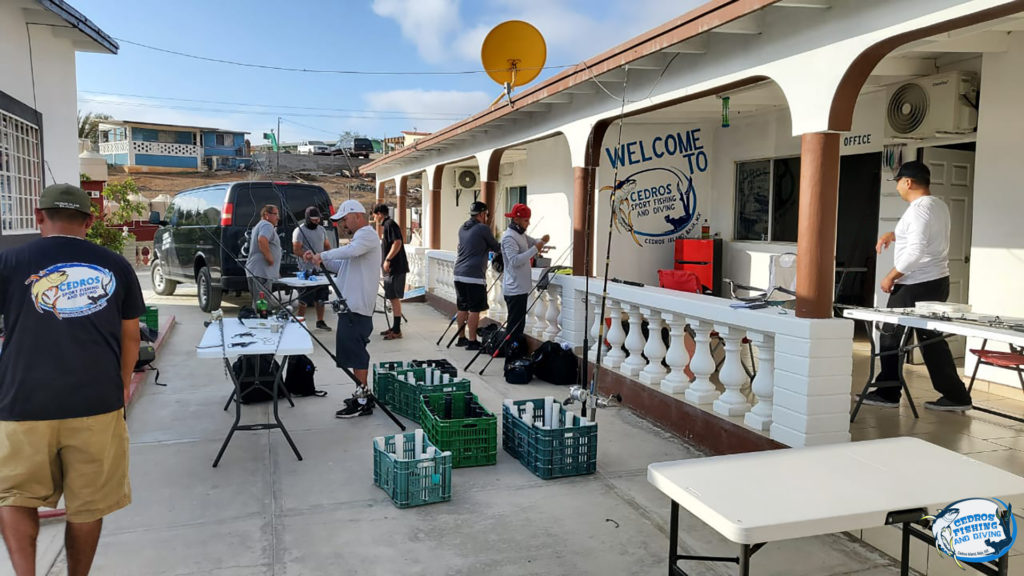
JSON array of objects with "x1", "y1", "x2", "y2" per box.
[{"x1": 500, "y1": 203, "x2": 548, "y2": 360}]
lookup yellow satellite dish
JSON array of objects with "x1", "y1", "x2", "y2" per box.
[{"x1": 481, "y1": 20, "x2": 546, "y2": 107}]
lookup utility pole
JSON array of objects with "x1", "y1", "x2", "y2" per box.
[{"x1": 276, "y1": 116, "x2": 281, "y2": 173}]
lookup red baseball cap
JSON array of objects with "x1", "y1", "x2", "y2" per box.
[{"x1": 504, "y1": 203, "x2": 531, "y2": 219}]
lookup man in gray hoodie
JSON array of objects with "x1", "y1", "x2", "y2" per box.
[
  {"x1": 453, "y1": 201, "x2": 501, "y2": 350},
  {"x1": 501, "y1": 203, "x2": 549, "y2": 350}
]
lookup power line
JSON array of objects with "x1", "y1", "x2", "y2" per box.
[
  {"x1": 76, "y1": 97, "x2": 468, "y2": 121},
  {"x1": 114, "y1": 37, "x2": 573, "y2": 76}
]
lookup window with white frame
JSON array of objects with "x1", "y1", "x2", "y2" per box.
[
  {"x1": 0, "y1": 109, "x2": 42, "y2": 234},
  {"x1": 734, "y1": 157, "x2": 801, "y2": 242}
]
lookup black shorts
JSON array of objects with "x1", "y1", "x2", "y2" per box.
[
  {"x1": 335, "y1": 312, "x2": 372, "y2": 370},
  {"x1": 383, "y1": 273, "x2": 406, "y2": 300},
  {"x1": 455, "y1": 281, "x2": 489, "y2": 312},
  {"x1": 298, "y1": 285, "x2": 329, "y2": 306}
]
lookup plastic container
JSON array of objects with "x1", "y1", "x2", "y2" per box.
[
  {"x1": 372, "y1": 432, "x2": 451, "y2": 508},
  {"x1": 143, "y1": 305, "x2": 159, "y2": 333},
  {"x1": 420, "y1": 392, "x2": 497, "y2": 468},
  {"x1": 372, "y1": 364, "x2": 471, "y2": 422},
  {"x1": 409, "y1": 358, "x2": 458, "y2": 379},
  {"x1": 502, "y1": 398, "x2": 598, "y2": 480}
]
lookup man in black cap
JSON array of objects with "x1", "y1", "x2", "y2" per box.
[
  {"x1": 452, "y1": 201, "x2": 501, "y2": 350},
  {"x1": 291, "y1": 206, "x2": 333, "y2": 330},
  {"x1": 0, "y1": 184, "x2": 145, "y2": 575},
  {"x1": 860, "y1": 160, "x2": 973, "y2": 411},
  {"x1": 372, "y1": 204, "x2": 408, "y2": 339}
]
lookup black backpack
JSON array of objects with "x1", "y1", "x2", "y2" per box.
[
  {"x1": 284, "y1": 355, "x2": 327, "y2": 397},
  {"x1": 504, "y1": 357, "x2": 533, "y2": 384},
  {"x1": 531, "y1": 341, "x2": 579, "y2": 385},
  {"x1": 231, "y1": 354, "x2": 286, "y2": 403}
]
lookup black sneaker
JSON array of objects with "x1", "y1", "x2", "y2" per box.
[
  {"x1": 859, "y1": 391, "x2": 900, "y2": 408},
  {"x1": 465, "y1": 340, "x2": 482, "y2": 351},
  {"x1": 316, "y1": 320, "x2": 332, "y2": 331},
  {"x1": 924, "y1": 397, "x2": 972, "y2": 412},
  {"x1": 455, "y1": 337, "x2": 470, "y2": 347},
  {"x1": 336, "y1": 400, "x2": 373, "y2": 418}
]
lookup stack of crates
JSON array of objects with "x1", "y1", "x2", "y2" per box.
[
  {"x1": 409, "y1": 359, "x2": 458, "y2": 379},
  {"x1": 372, "y1": 430, "x2": 451, "y2": 508},
  {"x1": 143, "y1": 305, "x2": 159, "y2": 334},
  {"x1": 420, "y1": 392, "x2": 497, "y2": 468},
  {"x1": 372, "y1": 362, "x2": 471, "y2": 422},
  {"x1": 502, "y1": 397, "x2": 598, "y2": 479}
]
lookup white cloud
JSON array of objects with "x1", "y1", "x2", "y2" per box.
[
  {"x1": 371, "y1": 0, "x2": 462, "y2": 64},
  {"x1": 364, "y1": 89, "x2": 491, "y2": 132}
]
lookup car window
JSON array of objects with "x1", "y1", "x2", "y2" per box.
[
  {"x1": 278, "y1": 184, "x2": 330, "y2": 225},
  {"x1": 178, "y1": 196, "x2": 199, "y2": 226},
  {"x1": 196, "y1": 186, "x2": 226, "y2": 225},
  {"x1": 231, "y1": 183, "x2": 280, "y2": 228}
]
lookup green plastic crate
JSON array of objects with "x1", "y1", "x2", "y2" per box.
[
  {"x1": 372, "y1": 431, "x2": 451, "y2": 508},
  {"x1": 143, "y1": 305, "x2": 159, "y2": 333},
  {"x1": 373, "y1": 367, "x2": 471, "y2": 422},
  {"x1": 420, "y1": 392, "x2": 497, "y2": 468},
  {"x1": 502, "y1": 398, "x2": 598, "y2": 480}
]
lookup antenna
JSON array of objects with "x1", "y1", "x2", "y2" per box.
[{"x1": 480, "y1": 20, "x2": 547, "y2": 109}]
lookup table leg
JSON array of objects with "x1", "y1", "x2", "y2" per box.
[
  {"x1": 896, "y1": 329, "x2": 919, "y2": 418},
  {"x1": 738, "y1": 544, "x2": 751, "y2": 576},
  {"x1": 900, "y1": 522, "x2": 911, "y2": 576},
  {"x1": 213, "y1": 357, "x2": 243, "y2": 467},
  {"x1": 669, "y1": 500, "x2": 679, "y2": 576},
  {"x1": 272, "y1": 356, "x2": 303, "y2": 461},
  {"x1": 851, "y1": 319, "x2": 878, "y2": 422}
]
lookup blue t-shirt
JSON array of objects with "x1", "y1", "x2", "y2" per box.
[{"x1": 0, "y1": 236, "x2": 146, "y2": 420}]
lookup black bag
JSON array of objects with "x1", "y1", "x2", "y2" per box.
[
  {"x1": 531, "y1": 341, "x2": 579, "y2": 385},
  {"x1": 504, "y1": 357, "x2": 534, "y2": 384},
  {"x1": 135, "y1": 344, "x2": 156, "y2": 371},
  {"x1": 491, "y1": 251, "x2": 504, "y2": 274},
  {"x1": 481, "y1": 327, "x2": 526, "y2": 359},
  {"x1": 284, "y1": 355, "x2": 327, "y2": 397},
  {"x1": 231, "y1": 354, "x2": 285, "y2": 403}
]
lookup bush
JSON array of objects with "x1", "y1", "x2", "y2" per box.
[{"x1": 86, "y1": 179, "x2": 148, "y2": 253}]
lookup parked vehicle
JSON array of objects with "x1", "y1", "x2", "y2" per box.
[
  {"x1": 296, "y1": 141, "x2": 328, "y2": 155},
  {"x1": 328, "y1": 137, "x2": 373, "y2": 158},
  {"x1": 149, "y1": 181, "x2": 337, "y2": 311}
]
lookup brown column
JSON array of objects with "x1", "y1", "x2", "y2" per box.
[
  {"x1": 429, "y1": 188, "x2": 441, "y2": 249},
  {"x1": 481, "y1": 180, "x2": 497, "y2": 228},
  {"x1": 573, "y1": 166, "x2": 596, "y2": 276},
  {"x1": 375, "y1": 181, "x2": 386, "y2": 236},
  {"x1": 795, "y1": 132, "x2": 840, "y2": 319},
  {"x1": 397, "y1": 176, "x2": 408, "y2": 237}
]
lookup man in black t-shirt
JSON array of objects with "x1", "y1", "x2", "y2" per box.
[
  {"x1": 372, "y1": 204, "x2": 408, "y2": 339},
  {"x1": 0, "y1": 184, "x2": 145, "y2": 576}
]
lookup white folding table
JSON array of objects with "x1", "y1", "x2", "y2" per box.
[
  {"x1": 648, "y1": 437, "x2": 1024, "y2": 576},
  {"x1": 197, "y1": 317, "x2": 313, "y2": 467}
]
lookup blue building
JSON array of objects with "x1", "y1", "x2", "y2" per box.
[{"x1": 98, "y1": 120, "x2": 251, "y2": 172}]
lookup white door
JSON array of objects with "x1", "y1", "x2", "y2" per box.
[{"x1": 923, "y1": 146, "x2": 975, "y2": 358}]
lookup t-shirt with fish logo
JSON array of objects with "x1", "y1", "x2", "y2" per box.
[{"x1": 0, "y1": 236, "x2": 145, "y2": 420}]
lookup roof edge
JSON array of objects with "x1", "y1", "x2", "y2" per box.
[{"x1": 37, "y1": 0, "x2": 118, "y2": 54}]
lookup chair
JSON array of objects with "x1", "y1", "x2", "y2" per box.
[
  {"x1": 724, "y1": 253, "x2": 797, "y2": 308},
  {"x1": 967, "y1": 340, "x2": 1024, "y2": 396}
]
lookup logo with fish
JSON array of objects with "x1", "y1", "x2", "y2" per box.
[
  {"x1": 25, "y1": 263, "x2": 116, "y2": 319},
  {"x1": 925, "y1": 497, "x2": 1016, "y2": 567},
  {"x1": 601, "y1": 166, "x2": 699, "y2": 247}
]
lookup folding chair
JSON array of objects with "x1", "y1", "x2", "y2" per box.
[
  {"x1": 967, "y1": 340, "x2": 1024, "y2": 396},
  {"x1": 724, "y1": 252, "x2": 797, "y2": 308}
]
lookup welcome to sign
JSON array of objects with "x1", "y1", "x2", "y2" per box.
[{"x1": 602, "y1": 127, "x2": 710, "y2": 246}]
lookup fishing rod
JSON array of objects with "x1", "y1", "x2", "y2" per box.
[{"x1": 442, "y1": 273, "x2": 503, "y2": 348}]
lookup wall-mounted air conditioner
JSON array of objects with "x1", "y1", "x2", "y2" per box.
[
  {"x1": 884, "y1": 71, "x2": 978, "y2": 139},
  {"x1": 456, "y1": 169, "x2": 479, "y2": 189}
]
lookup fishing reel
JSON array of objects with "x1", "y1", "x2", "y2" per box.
[
  {"x1": 329, "y1": 297, "x2": 351, "y2": 315},
  {"x1": 563, "y1": 385, "x2": 621, "y2": 410},
  {"x1": 203, "y1": 308, "x2": 225, "y2": 327}
]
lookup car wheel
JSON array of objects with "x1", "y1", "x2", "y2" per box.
[
  {"x1": 197, "y1": 266, "x2": 222, "y2": 312},
  {"x1": 151, "y1": 259, "x2": 177, "y2": 295}
]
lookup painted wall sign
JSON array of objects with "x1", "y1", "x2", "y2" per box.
[
  {"x1": 602, "y1": 128, "x2": 710, "y2": 246},
  {"x1": 842, "y1": 133, "x2": 873, "y2": 147}
]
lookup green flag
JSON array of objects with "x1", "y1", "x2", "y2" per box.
[{"x1": 263, "y1": 132, "x2": 278, "y2": 151}]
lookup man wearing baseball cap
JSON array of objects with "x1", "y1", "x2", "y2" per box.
[
  {"x1": 452, "y1": 201, "x2": 501, "y2": 350},
  {"x1": 0, "y1": 184, "x2": 145, "y2": 574},
  {"x1": 305, "y1": 200, "x2": 380, "y2": 418},
  {"x1": 371, "y1": 204, "x2": 409, "y2": 340},
  {"x1": 500, "y1": 203, "x2": 549, "y2": 359},
  {"x1": 291, "y1": 206, "x2": 332, "y2": 330},
  {"x1": 860, "y1": 161, "x2": 973, "y2": 412}
]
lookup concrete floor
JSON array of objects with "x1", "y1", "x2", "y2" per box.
[{"x1": 1, "y1": 274, "x2": 912, "y2": 576}]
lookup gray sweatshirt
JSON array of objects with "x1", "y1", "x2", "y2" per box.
[
  {"x1": 501, "y1": 226, "x2": 538, "y2": 296},
  {"x1": 319, "y1": 225, "x2": 380, "y2": 317},
  {"x1": 454, "y1": 218, "x2": 501, "y2": 285}
]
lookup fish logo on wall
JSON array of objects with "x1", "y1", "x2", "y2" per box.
[
  {"x1": 600, "y1": 166, "x2": 698, "y2": 247},
  {"x1": 25, "y1": 263, "x2": 116, "y2": 319},
  {"x1": 923, "y1": 497, "x2": 1016, "y2": 568}
]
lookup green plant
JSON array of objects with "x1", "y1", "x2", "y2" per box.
[{"x1": 86, "y1": 179, "x2": 148, "y2": 253}]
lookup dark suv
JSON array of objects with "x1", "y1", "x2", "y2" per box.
[
  {"x1": 351, "y1": 138, "x2": 373, "y2": 158},
  {"x1": 149, "y1": 181, "x2": 336, "y2": 311}
]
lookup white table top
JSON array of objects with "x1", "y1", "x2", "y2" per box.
[
  {"x1": 647, "y1": 437, "x2": 1024, "y2": 544},
  {"x1": 843, "y1": 307, "x2": 1024, "y2": 347},
  {"x1": 196, "y1": 317, "x2": 314, "y2": 359},
  {"x1": 274, "y1": 273, "x2": 334, "y2": 288}
]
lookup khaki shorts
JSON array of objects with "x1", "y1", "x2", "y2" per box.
[{"x1": 0, "y1": 409, "x2": 131, "y2": 523}]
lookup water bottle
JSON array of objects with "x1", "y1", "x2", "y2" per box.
[{"x1": 256, "y1": 292, "x2": 269, "y2": 319}]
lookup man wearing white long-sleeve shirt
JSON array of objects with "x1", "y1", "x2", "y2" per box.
[
  {"x1": 305, "y1": 199, "x2": 380, "y2": 418},
  {"x1": 501, "y1": 203, "x2": 549, "y2": 358},
  {"x1": 861, "y1": 161, "x2": 972, "y2": 412}
]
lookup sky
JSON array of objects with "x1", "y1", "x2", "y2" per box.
[{"x1": 73, "y1": 0, "x2": 703, "y2": 145}]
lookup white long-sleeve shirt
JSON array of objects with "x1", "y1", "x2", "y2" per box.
[
  {"x1": 894, "y1": 195, "x2": 950, "y2": 286},
  {"x1": 501, "y1": 227, "x2": 538, "y2": 296},
  {"x1": 318, "y1": 225, "x2": 380, "y2": 316}
]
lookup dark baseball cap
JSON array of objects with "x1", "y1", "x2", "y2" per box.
[
  {"x1": 305, "y1": 206, "x2": 321, "y2": 219},
  {"x1": 372, "y1": 203, "x2": 390, "y2": 215},
  {"x1": 469, "y1": 201, "x2": 488, "y2": 215},
  {"x1": 39, "y1": 184, "x2": 92, "y2": 215},
  {"x1": 891, "y1": 161, "x2": 930, "y2": 186}
]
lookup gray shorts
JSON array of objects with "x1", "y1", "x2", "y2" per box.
[{"x1": 335, "y1": 312, "x2": 372, "y2": 370}]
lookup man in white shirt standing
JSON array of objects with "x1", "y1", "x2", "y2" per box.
[{"x1": 861, "y1": 161, "x2": 972, "y2": 411}]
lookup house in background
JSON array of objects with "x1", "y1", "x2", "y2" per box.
[
  {"x1": 97, "y1": 119, "x2": 250, "y2": 172},
  {"x1": 0, "y1": 0, "x2": 117, "y2": 250}
]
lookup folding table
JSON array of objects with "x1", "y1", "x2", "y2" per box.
[
  {"x1": 197, "y1": 317, "x2": 313, "y2": 467},
  {"x1": 648, "y1": 437, "x2": 1024, "y2": 576}
]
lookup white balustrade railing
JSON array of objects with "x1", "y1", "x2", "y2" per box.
[
  {"x1": 407, "y1": 246, "x2": 427, "y2": 289},
  {"x1": 421, "y1": 250, "x2": 854, "y2": 448}
]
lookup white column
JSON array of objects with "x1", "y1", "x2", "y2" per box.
[
  {"x1": 587, "y1": 294, "x2": 603, "y2": 362},
  {"x1": 543, "y1": 289, "x2": 561, "y2": 341},
  {"x1": 713, "y1": 325, "x2": 752, "y2": 416},
  {"x1": 744, "y1": 332, "x2": 774, "y2": 431},
  {"x1": 639, "y1": 309, "x2": 667, "y2": 386},
  {"x1": 492, "y1": 277, "x2": 506, "y2": 323},
  {"x1": 602, "y1": 300, "x2": 627, "y2": 369},
  {"x1": 659, "y1": 312, "x2": 690, "y2": 393},
  {"x1": 685, "y1": 319, "x2": 719, "y2": 404},
  {"x1": 530, "y1": 289, "x2": 548, "y2": 338},
  {"x1": 620, "y1": 304, "x2": 648, "y2": 378}
]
